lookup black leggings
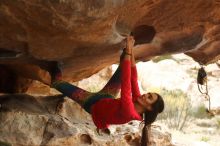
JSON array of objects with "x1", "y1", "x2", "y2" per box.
[{"x1": 52, "y1": 66, "x2": 121, "y2": 113}]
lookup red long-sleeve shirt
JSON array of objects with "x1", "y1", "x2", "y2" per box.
[{"x1": 91, "y1": 60, "x2": 142, "y2": 129}]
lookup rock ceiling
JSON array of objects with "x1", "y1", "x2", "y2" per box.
[{"x1": 0, "y1": 0, "x2": 220, "y2": 92}]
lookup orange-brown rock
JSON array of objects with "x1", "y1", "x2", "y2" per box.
[{"x1": 0, "y1": 0, "x2": 220, "y2": 92}]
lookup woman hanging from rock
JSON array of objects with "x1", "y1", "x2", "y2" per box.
[{"x1": 50, "y1": 36, "x2": 164, "y2": 146}]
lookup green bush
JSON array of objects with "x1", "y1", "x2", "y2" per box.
[
  {"x1": 152, "y1": 55, "x2": 175, "y2": 63},
  {"x1": 200, "y1": 136, "x2": 210, "y2": 142},
  {"x1": 216, "y1": 118, "x2": 220, "y2": 129},
  {"x1": 157, "y1": 88, "x2": 192, "y2": 131},
  {"x1": 191, "y1": 104, "x2": 212, "y2": 119}
]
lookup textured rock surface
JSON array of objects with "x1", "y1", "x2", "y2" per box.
[
  {"x1": 0, "y1": 0, "x2": 220, "y2": 92},
  {"x1": 0, "y1": 94, "x2": 173, "y2": 146}
]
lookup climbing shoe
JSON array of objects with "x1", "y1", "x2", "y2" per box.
[{"x1": 49, "y1": 61, "x2": 62, "y2": 84}]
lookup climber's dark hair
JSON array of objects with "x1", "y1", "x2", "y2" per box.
[{"x1": 140, "y1": 93, "x2": 164, "y2": 146}]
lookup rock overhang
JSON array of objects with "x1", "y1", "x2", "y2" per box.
[{"x1": 0, "y1": 0, "x2": 220, "y2": 92}]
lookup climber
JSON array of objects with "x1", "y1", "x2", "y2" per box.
[{"x1": 50, "y1": 36, "x2": 164, "y2": 146}]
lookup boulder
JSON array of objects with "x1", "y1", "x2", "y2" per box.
[{"x1": 0, "y1": 94, "x2": 173, "y2": 146}]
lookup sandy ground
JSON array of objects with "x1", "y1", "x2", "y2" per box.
[
  {"x1": 171, "y1": 129, "x2": 220, "y2": 146},
  {"x1": 165, "y1": 117, "x2": 220, "y2": 146}
]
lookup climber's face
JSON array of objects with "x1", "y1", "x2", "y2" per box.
[{"x1": 138, "y1": 93, "x2": 158, "y2": 111}]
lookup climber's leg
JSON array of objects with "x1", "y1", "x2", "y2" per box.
[
  {"x1": 52, "y1": 81, "x2": 92, "y2": 106},
  {"x1": 98, "y1": 48, "x2": 131, "y2": 97},
  {"x1": 98, "y1": 63, "x2": 121, "y2": 97}
]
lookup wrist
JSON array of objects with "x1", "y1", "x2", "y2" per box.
[
  {"x1": 125, "y1": 52, "x2": 132, "y2": 56},
  {"x1": 125, "y1": 48, "x2": 132, "y2": 54}
]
